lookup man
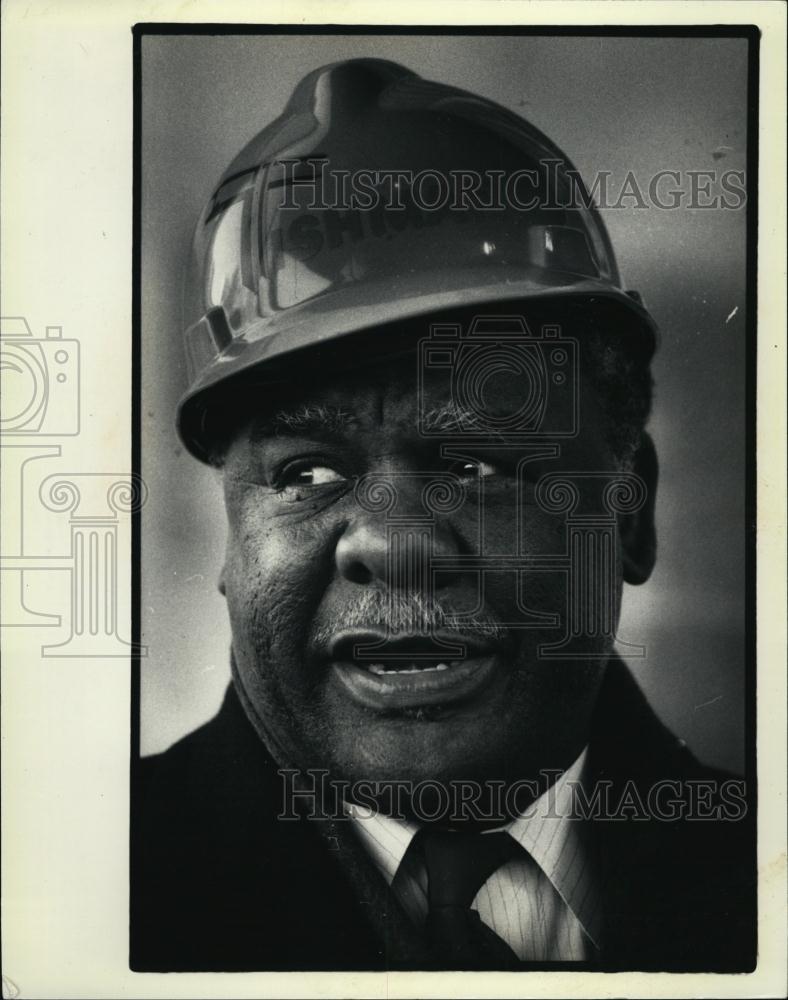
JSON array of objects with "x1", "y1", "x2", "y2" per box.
[{"x1": 132, "y1": 58, "x2": 755, "y2": 972}]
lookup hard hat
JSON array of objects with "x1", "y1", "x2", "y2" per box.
[{"x1": 176, "y1": 58, "x2": 658, "y2": 462}]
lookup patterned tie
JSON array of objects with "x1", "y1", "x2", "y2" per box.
[{"x1": 415, "y1": 827, "x2": 522, "y2": 969}]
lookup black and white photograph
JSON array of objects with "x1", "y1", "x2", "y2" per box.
[
  {"x1": 2, "y1": 4, "x2": 785, "y2": 998},
  {"x1": 134, "y1": 27, "x2": 758, "y2": 973}
]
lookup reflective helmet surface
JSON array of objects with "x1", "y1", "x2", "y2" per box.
[{"x1": 177, "y1": 58, "x2": 657, "y2": 461}]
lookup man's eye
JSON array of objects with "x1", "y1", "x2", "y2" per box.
[
  {"x1": 449, "y1": 459, "x2": 500, "y2": 479},
  {"x1": 280, "y1": 464, "x2": 346, "y2": 489}
]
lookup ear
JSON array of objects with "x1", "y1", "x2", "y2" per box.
[{"x1": 620, "y1": 432, "x2": 658, "y2": 585}]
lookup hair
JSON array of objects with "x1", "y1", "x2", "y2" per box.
[{"x1": 202, "y1": 298, "x2": 654, "y2": 470}]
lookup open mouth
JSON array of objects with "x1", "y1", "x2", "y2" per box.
[
  {"x1": 326, "y1": 632, "x2": 504, "y2": 711},
  {"x1": 366, "y1": 661, "x2": 453, "y2": 675},
  {"x1": 334, "y1": 633, "x2": 469, "y2": 670}
]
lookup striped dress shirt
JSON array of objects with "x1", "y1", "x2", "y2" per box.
[{"x1": 346, "y1": 749, "x2": 601, "y2": 961}]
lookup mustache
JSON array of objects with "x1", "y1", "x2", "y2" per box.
[{"x1": 310, "y1": 589, "x2": 510, "y2": 647}]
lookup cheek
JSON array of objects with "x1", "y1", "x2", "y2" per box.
[
  {"x1": 469, "y1": 482, "x2": 567, "y2": 553},
  {"x1": 476, "y1": 501, "x2": 624, "y2": 644},
  {"x1": 475, "y1": 499, "x2": 567, "y2": 591},
  {"x1": 222, "y1": 498, "x2": 339, "y2": 657}
]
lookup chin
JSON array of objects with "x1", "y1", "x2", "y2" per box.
[
  {"x1": 235, "y1": 641, "x2": 609, "y2": 803},
  {"x1": 318, "y1": 705, "x2": 524, "y2": 789}
]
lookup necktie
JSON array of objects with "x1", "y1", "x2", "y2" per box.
[{"x1": 415, "y1": 827, "x2": 522, "y2": 969}]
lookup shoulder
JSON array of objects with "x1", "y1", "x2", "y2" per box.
[
  {"x1": 131, "y1": 684, "x2": 385, "y2": 971},
  {"x1": 137, "y1": 684, "x2": 282, "y2": 814},
  {"x1": 589, "y1": 657, "x2": 756, "y2": 971},
  {"x1": 132, "y1": 686, "x2": 315, "y2": 968}
]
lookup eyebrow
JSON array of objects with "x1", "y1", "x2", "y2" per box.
[
  {"x1": 249, "y1": 403, "x2": 357, "y2": 441},
  {"x1": 247, "y1": 400, "x2": 500, "y2": 445},
  {"x1": 420, "y1": 402, "x2": 486, "y2": 434}
]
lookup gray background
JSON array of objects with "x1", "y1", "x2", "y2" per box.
[{"x1": 141, "y1": 34, "x2": 749, "y2": 773}]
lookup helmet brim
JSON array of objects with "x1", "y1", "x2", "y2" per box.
[{"x1": 177, "y1": 264, "x2": 658, "y2": 463}]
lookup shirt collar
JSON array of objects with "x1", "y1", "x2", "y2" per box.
[
  {"x1": 345, "y1": 801, "x2": 419, "y2": 886},
  {"x1": 506, "y1": 747, "x2": 601, "y2": 947},
  {"x1": 346, "y1": 747, "x2": 599, "y2": 946}
]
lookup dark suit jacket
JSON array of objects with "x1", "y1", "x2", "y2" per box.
[{"x1": 130, "y1": 657, "x2": 756, "y2": 972}]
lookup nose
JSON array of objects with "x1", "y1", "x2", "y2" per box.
[{"x1": 335, "y1": 481, "x2": 463, "y2": 588}]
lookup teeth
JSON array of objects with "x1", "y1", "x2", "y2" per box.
[{"x1": 366, "y1": 662, "x2": 452, "y2": 675}]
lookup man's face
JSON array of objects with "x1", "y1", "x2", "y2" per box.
[{"x1": 220, "y1": 345, "x2": 635, "y2": 794}]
